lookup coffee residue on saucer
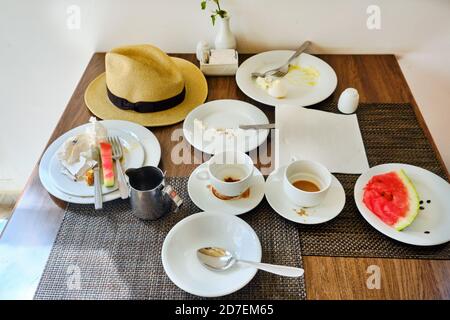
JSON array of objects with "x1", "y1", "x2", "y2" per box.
[
  {"x1": 207, "y1": 185, "x2": 250, "y2": 200},
  {"x1": 294, "y1": 208, "x2": 308, "y2": 217}
]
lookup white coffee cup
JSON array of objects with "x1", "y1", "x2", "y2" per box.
[
  {"x1": 283, "y1": 160, "x2": 332, "y2": 207},
  {"x1": 197, "y1": 151, "x2": 254, "y2": 197}
]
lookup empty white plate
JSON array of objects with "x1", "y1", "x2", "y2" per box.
[
  {"x1": 161, "y1": 212, "x2": 262, "y2": 297},
  {"x1": 265, "y1": 165, "x2": 346, "y2": 224},
  {"x1": 49, "y1": 128, "x2": 144, "y2": 197},
  {"x1": 355, "y1": 163, "x2": 450, "y2": 246},
  {"x1": 183, "y1": 99, "x2": 270, "y2": 154},
  {"x1": 39, "y1": 120, "x2": 161, "y2": 204},
  {"x1": 188, "y1": 161, "x2": 265, "y2": 215},
  {"x1": 236, "y1": 51, "x2": 337, "y2": 107}
]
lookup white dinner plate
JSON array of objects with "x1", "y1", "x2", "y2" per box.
[
  {"x1": 265, "y1": 165, "x2": 346, "y2": 224},
  {"x1": 188, "y1": 161, "x2": 265, "y2": 215},
  {"x1": 236, "y1": 51, "x2": 337, "y2": 107},
  {"x1": 183, "y1": 99, "x2": 270, "y2": 154},
  {"x1": 49, "y1": 128, "x2": 145, "y2": 197},
  {"x1": 162, "y1": 212, "x2": 261, "y2": 297},
  {"x1": 39, "y1": 120, "x2": 161, "y2": 204},
  {"x1": 354, "y1": 163, "x2": 450, "y2": 246}
]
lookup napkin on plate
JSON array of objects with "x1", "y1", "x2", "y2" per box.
[
  {"x1": 275, "y1": 105, "x2": 369, "y2": 174},
  {"x1": 57, "y1": 117, "x2": 105, "y2": 180}
]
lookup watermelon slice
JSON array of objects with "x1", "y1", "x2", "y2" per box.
[
  {"x1": 363, "y1": 170, "x2": 419, "y2": 231},
  {"x1": 99, "y1": 142, "x2": 115, "y2": 187}
]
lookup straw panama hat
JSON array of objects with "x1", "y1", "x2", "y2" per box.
[{"x1": 84, "y1": 44, "x2": 208, "y2": 127}]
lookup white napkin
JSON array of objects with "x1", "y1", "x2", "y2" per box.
[
  {"x1": 275, "y1": 105, "x2": 369, "y2": 174},
  {"x1": 60, "y1": 156, "x2": 97, "y2": 180},
  {"x1": 208, "y1": 49, "x2": 237, "y2": 65},
  {"x1": 57, "y1": 117, "x2": 105, "y2": 180}
]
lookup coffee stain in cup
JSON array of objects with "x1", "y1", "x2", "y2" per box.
[
  {"x1": 207, "y1": 185, "x2": 250, "y2": 201},
  {"x1": 223, "y1": 176, "x2": 241, "y2": 183}
]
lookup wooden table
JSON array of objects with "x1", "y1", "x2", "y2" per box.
[{"x1": 1, "y1": 54, "x2": 449, "y2": 300}]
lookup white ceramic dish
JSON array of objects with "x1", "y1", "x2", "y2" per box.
[
  {"x1": 265, "y1": 165, "x2": 346, "y2": 224},
  {"x1": 183, "y1": 99, "x2": 270, "y2": 154},
  {"x1": 354, "y1": 163, "x2": 450, "y2": 246},
  {"x1": 39, "y1": 120, "x2": 161, "y2": 204},
  {"x1": 236, "y1": 51, "x2": 337, "y2": 107},
  {"x1": 161, "y1": 212, "x2": 262, "y2": 297},
  {"x1": 188, "y1": 161, "x2": 265, "y2": 216},
  {"x1": 49, "y1": 128, "x2": 145, "y2": 197}
]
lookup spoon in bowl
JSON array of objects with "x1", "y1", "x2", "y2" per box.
[{"x1": 197, "y1": 247, "x2": 304, "y2": 278}]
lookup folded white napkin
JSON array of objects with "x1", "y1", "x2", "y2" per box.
[{"x1": 275, "y1": 105, "x2": 369, "y2": 174}]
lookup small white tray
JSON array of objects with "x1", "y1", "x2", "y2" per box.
[{"x1": 200, "y1": 51, "x2": 238, "y2": 76}]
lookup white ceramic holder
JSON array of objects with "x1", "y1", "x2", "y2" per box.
[
  {"x1": 199, "y1": 49, "x2": 238, "y2": 76},
  {"x1": 338, "y1": 88, "x2": 359, "y2": 114}
]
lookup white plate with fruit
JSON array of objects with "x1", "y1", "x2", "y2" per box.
[
  {"x1": 39, "y1": 119, "x2": 161, "y2": 204},
  {"x1": 49, "y1": 128, "x2": 144, "y2": 197},
  {"x1": 354, "y1": 163, "x2": 450, "y2": 246}
]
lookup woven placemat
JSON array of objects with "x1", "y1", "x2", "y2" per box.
[
  {"x1": 35, "y1": 103, "x2": 449, "y2": 299},
  {"x1": 298, "y1": 103, "x2": 449, "y2": 259},
  {"x1": 34, "y1": 177, "x2": 306, "y2": 300}
]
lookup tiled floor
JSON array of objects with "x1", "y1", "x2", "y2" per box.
[{"x1": 0, "y1": 193, "x2": 18, "y2": 234}]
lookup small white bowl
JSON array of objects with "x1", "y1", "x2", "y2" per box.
[{"x1": 161, "y1": 212, "x2": 262, "y2": 297}]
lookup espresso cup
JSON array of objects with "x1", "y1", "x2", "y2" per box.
[
  {"x1": 283, "y1": 160, "x2": 332, "y2": 207},
  {"x1": 197, "y1": 151, "x2": 254, "y2": 197}
]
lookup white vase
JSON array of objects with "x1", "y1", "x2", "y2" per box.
[{"x1": 214, "y1": 16, "x2": 237, "y2": 50}]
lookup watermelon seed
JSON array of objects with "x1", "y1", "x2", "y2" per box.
[
  {"x1": 427, "y1": 200, "x2": 431, "y2": 204},
  {"x1": 424, "y1": 231, "x2": 430, "y2": 234},
  {"x1": 419, "y1": 200, "x2": 424, "y2": 204},
  {"x1": 419, "y1": 206, "x2": 425, "y2": 210}
]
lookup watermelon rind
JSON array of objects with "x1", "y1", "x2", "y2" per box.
[{"x1": 393, "y1": 169, "x2": 420, "y2": 231}]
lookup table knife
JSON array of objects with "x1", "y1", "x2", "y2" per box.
[
  {"x1": 92, "y1": 148, "x2": 103, "y2": 210},
  {"x1": 239, "y1": 123, "x2": 276, "y2": 130}
]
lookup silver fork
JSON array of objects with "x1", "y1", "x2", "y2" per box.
[
  {"x1": 108, "y1": 136, "x2": 129, "y2": 199},
  {"x1": 251, "y1": 41, "x2": 311, "y2": 78}
]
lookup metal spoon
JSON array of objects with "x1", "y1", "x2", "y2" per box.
[{"x1": 197, "y1": 247, "x2": 304, "y2": 278}]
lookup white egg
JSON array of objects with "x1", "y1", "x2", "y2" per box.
[{"x1": 268, "y1": 79, "x2": 288, "y2": 98}]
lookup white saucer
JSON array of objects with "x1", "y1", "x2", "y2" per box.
[
  {"x1": 183, "y1": 99, "x2": 270, "y2": 154},
  {"x1": 162, "y1": 211, "x2": 261, "y2": 297},
  {"x1": 236, "y1": 51, "x2": 337, "y2": 107},
  {"x1": 355, "y1": 163, "x2": 450, "y2": 246},
  {"x1": 265, "y1": 166, "x2": 346, "y2": 224},
  {"x1": 49, "y1": 128, "x2": 145, "y2": 197},
  {"x1": 39, "y1": 120, "x2": 161, "y2": 204},
  {"x1": 188, "y1": 162, "x2": 265, "y2": 215}
]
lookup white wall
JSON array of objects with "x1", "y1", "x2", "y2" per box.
[{"x1": 1, "y1": 0, "x2": 449, "y2": 192}]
